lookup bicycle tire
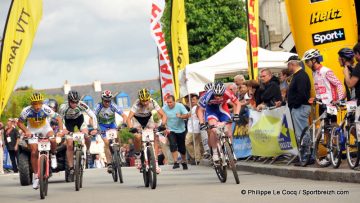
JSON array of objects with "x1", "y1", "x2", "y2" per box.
[
  {"x1": 80, "y1": 155, "x2": 84, "y2": 188},
  {"x1": 213, "y1": 148, "x2": 227, "y2": 183},
  {"x1": 147, "y1": 146, "x2": 157, "y2": 189},
  {"x1": 329, "y1": 126, "x2": 342, "y2": 168},
  {"x1": 224, "y1": 142, "x2": 239, "y2": 184},
  {"x1": 75, "y1": 150, "x2": 82, "y2": 191},
  {"x1": 346, "y1": 124, "x2": 360, "y2": 169},
  {"x1": 112, "y1": 152, "x2": 118, "y2": 182},
  {"x1": 39, "y1": 155, "x2": 46, "y2": 199},
  {"x1": 298, "y1": 126, "x2": 313, "y2": 166},
  {"x1": 314, "y1": 125, "x2": 332, "y2": 167},
  {"x1": 142, "y1": 151, "x2": 149, "y2": 187},
  {"x1": 117, "y1": 151, "x2": 124, "y2": 184}
]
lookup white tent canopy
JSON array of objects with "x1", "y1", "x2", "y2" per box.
[{"x1": 180, "y1": 37, "x2": 296, "y2": 97}]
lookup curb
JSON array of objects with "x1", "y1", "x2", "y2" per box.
[{"x1": 200, "y1": 159, "x2": 360, "y2": 183}]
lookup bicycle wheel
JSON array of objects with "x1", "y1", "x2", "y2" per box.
[
  {"x1": 80, "y1": 155, "x2": 84, "y2": 188},
  {"x1": 75, "y1": 150, "x2": 82, "y2": 191},
  {"x1": 112, "y1": 152, "x2": 118, "y2": 182},
  {"x1": 314, "y1": 126, "x2": 332, "y2": 167},
  {"x1": 147, "y1": 146, "x2": 157, "y2": 189},
  {"x1": 346, "y1": 124, "x2": 360, "y2": 169},
  {"x1": 224, "y1": 142, "x2": 239, "y2": 184},
  {"x1": 330, "y1": 126, "x2": 342, "y2": 168},
  {"x1": 298, "y1": 126, "x2": 313, "y2": 166},
  {"x1": 213, "y1": 148, "x2": 227, "y2": 183},
  {"x1": 116, "y1": 151, "x2": 124, "y2": 184},
  {"x1": 142, "y1": 151, "x2": 149, "y2": 187},
  {"x1": 39, "y1": 155, "x2": 46, "y2": 199}
]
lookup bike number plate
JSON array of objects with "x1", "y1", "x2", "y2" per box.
[
  {"x1": 38, "y1": 141, "x2": 50, "y2": 151},
  {"x1": 106, "y1": 129, "x2": 117, "y2": 140},
  {"x1": 73, "y1": 133, "x2": 84, "y2": 142},
  {"x1": 142, "y1": 129, "x2": 154, "y2": 142},
  {"x1": 327, "y1": 105, "x2": 337, "y2": 115},
  {"x1": 346, "y1": 101, "x2": 357, "y2": 113}
]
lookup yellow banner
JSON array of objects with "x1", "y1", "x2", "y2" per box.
[
  {"x1": 285, "y1": 0, "x2": 358, "y2": 88},
  {"x1": 0, "y1": 0, "x2": 43, "y2": 115},
  {"x1": 246, "y1": 0, "x2": 259, "y2": 80},
  {"x1": 171, "y1": 0, "x2": 189, "y2": 99}
]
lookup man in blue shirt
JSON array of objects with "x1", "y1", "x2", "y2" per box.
[{"x1": 163, "y1": 95, "x2": 189, "y2": 170}]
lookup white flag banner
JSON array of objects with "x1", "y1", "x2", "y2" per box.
[{"x1": 150, "y1": 0, "x2": 175, "y2": 100}]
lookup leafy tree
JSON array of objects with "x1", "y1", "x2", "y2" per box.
[{"x1": 162, "y1": 0, "x2": 247, "y2": 63}]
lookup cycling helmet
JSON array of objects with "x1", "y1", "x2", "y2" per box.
[
  {"x1": 204, "y1": 82, "x2": 214, "y2": 91},
  {"x1": 29, "y1": 92, "x2": 44, "y2": 102},
  {"x1": 101, "y1": 90, "x2": 113, "y2": 101},
  {"x1": 302, "y1": 49, "x2": 321, "y2": 61},
  {"x1": 338, "y1": 48, "x2": 355, "y2": 60},
  {"x1": 213, "y1": 82, "x2": 226, "y2": 95},
  {"x1": 68, "y1": 90, "x2": 80, "y2": 103},
  {"x1": 138, "y1": 88, "x2": 151, "y2": 101},
  {"x1": 44, "y1": 99, "x2": 58, "y2": 112}
]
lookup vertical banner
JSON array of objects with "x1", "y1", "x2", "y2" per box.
[
  {"x1": 248, "y1": 106, "x2": 298, "y2": 157},
  {"x1": 285, "y1": 0, "x2": 358, "y2": 86},
  {"x1": 246, "y1": 0, "x2": 259, "y2": 80},
  {"x1": 150, "y1": 0, "x2": 176, "y2": 101},
  {"x1": 171, "y1": 0, "x2": 189, "y2": 99},
  {"x1": 0, "y1": 0, "x2": 43, "y2": 116}
]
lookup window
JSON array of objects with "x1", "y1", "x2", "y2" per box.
[
  {"x1": 116, "y1": 92, "x2": 130, "y2": 109},
  {"x1": 82, "y1": 95, "x2": 94, "y2": 109}
]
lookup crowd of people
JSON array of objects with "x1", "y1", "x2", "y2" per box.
[{"x1": 1, "y1": 43, "x2": 360, "y2": 190}]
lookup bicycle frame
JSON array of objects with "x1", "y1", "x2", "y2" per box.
[
  {"x1": 141, "y1": 128, "x2": 156, "y2": 171},
  {"x1": 214, "y1": 122, "x2": 235, "y2": 166},
  {"x1": 37, "y1": 135, "x2": 51, "y2": 180}
]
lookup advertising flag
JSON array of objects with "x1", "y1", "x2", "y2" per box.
[
  {"x1": 171, "y1": 0, "x2": 189, "y2": 99},
  {"x1": 246, "y1": 0, "x2": 259, "y2": 80},
  {"x1": 0, "y1": 0, "x2": 43, "y2": 115},
  {"x1": 150, "y1": 0, "x2": 176, "y2": 101}
]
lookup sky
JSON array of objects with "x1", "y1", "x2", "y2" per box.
[{"x1": 0, "y1": 0, "x2": 160, "y2": 89}]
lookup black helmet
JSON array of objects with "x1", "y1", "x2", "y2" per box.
[
  {"x1": 338, "y1": 48, "x2": 355, "y2": 60},
  {"x1": 68, "y1": 90, "x2": 80, "y2": 103},
  {"x1": 47, "y1": 99, "x2": 58, "y2": 112}
]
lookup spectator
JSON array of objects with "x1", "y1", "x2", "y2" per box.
[
  {"x1": 338, "y1": 48, "x2": 357, "y2": 100},
  {"x1": 163, "y1": 95, "x2": 190, "y2": 170},
  {"x1": 257, "y1": 69, "x2": 282, "y2": 111},
  {"x1": 238, "y1": 83, "x2": 249, "y2": 104},
  {"x1": 0, "y1": 122, "x2": 4, "y2": 174},
  {"x1": 94, "y1": 154, "x2": 105, "y2": 168},
  {"x1": 280, "y1": 69, "x2": 291, "y2": 102},
  {"x1": 157, "y1": 148, "x2": 165, "y2": 165},
  {"x1": 4, "y1": 118, "x2": 20, "y2": 173},
  {"x1": 227, "y1": 83, "x2": 238, "y2": 98},
  {"x1": 234, "y1": 75, "x2": 245, "y2": 87},
  {"x1": 185, "y1": 94, "x2": 202, "y2": 165},
  {"x1": 244, "y1": 80, "x2": 262, "y2": 108},
  {"x1": 286, "y1": 55, "x2": 311, "y2": 143}
]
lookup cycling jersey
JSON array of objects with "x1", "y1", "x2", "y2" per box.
[
  {"x1": 130, "y1": 98, "x2": 161, "y2": 117},
  {"x1": 94, "y1": 102, "x2": 124, "y2": 125},
  {"x1": 19, "y1": 105, "x2": 56, "y2": 129},
  {"x1": 59, "y1": 101, "x2": 98, "y2": 129},
  {"x1": 198, "y1": 90, "x2": 237, "y2": 122}
]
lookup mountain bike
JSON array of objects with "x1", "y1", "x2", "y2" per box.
[
  {"x1": 104, "y1": 129, "x2": 124, "y2": 183},
  {"x1": 70, "y1": 132, "x2": 86, "y2": 191},
  {"x1": 36, "y1": 133, "x2": 51, "y2": 199},
  {"x1": 209, "y1": 121, "x2": 240, "y2": 184},
  {"x1": 138, "y1": 128, "x2": 159, "y2": 189},
  {"x1": 298, "y1": 99, "x2": 337, "y2": 167},
  {"x1": 329, "y1": 101, "x2": 356, "y2": 168}
]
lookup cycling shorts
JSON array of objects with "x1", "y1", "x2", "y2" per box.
[
  {"x1": 28, "y1": 124, "x2": 53, "y2": 144},
  {"x1": 99, "y1": 123, "x2": 117, "y2": 138}
]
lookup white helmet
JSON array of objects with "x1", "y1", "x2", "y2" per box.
[
  {"x1": 101, "y1": 90, "x2": 113, "y2": 101},
  {"x1": 204, "y1": 82, "x2": 214, "y2": 91},
  {"x1": 302, "y1": 49, "x2": 321, "y2": 61},
  {"x1": 213, "y1": 82, "x2": 226, "y2": 95}
]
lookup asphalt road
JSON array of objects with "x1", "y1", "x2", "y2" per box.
[{"x1": 0, "y1": 165, "x2": 359, "y2": 203}]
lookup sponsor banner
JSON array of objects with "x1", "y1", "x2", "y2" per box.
[
  {"x1": 0, "y1": 0, "x2": 43, "y2": 116},
  {"x1": 232, "y1": 122, "x2": 252, "y2": 158},
  {"x1": 285, "y1": 0, "x2": 358, "y2": 92},
  {"x1": 150, "y1": 0, "x2": 175, "y2": 101},
  {"x1": 248, "y1": 106, "x2": 298, "y2": 157},
  {"x1": 246, "y1": 0, "x2": 259, "y2": 80},
  {"x1": 171, "y1": 0, "x2": 189, "y2": 99}
]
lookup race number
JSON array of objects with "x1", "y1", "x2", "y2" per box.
[
  {"x1": 106, "y1": 129, "x2": 117, "y2": 140},
  {"x1": 346, "y1": 101, "x2": 357, "y2": 113},
  {"x1": 38, "y1": 141, "x2": 51, "y2": 151},
  {"x1": 142, "y1": 129, "x2": 154, "y2": 142},
  {"x1": 326, "y1": 105, "x2": 337, "y2": 115}
]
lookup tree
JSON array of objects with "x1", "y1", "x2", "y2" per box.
[{"x1": 162, "y1": 0, "x2": 247, "y2": 63}]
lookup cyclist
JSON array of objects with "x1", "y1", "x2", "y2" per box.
[
  {"x1": 126, "y1": 88, "x2": 167, "y2": 174},
  {"x1": 58, "y1": 90, "x2": 98, "y2": 176},
  {"x1": 94, "y1": 90, "x2": 128, "y2": 173},
  {"x1": 338, "y1": 48, "x2": 360, "y2": 101},
  {"x1": 17, "y1": 93, "x2": 65, "y2": 189},
  {"x1": 196, "y1": 82, "x2": 241, "y2": 163},
  {"x1": 44, "y1": 99, "x2": 60, "y2": 133},
  {"x1": 302, "y1": 49, "x2": 345, "y2": 119}
]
